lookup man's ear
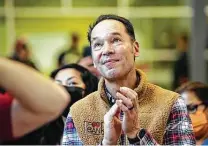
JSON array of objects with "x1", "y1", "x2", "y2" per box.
[
  {"x1": 93, "y1": 62, "x2": 97, "y2": 68},
  {"x1": 133, "y1": 41, "x2": 139, "y2": 57},
  {"x1": 91, "y1": 52, "x2": 97, "y2": 68},
  {"x1": 92, "y1": 59, "x2": 97, "y2": 68}
]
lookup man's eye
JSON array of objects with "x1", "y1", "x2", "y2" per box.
[
  {"x1": 113, "y1": 38, "x2": 121, "y2": 43},
  {"x1": 93, "y1": 43, "x2": 103, "y2": 50},
  {"x1": 95, "y1": 43, "x2": 102, "y2": 47}
]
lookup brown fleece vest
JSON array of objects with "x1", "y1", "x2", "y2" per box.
[{"x1": 70, "y1": 69, "x2": 179, "y2": 145}]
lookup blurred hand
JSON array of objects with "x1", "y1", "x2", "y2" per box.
[
  {"x1": 103, "y1": 101, "x2": 122, "y2": 145},
  {"x1": 116, "y1": 87, "x2": 140, "y2": 138}
]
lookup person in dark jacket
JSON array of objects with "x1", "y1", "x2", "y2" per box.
[{"x1": 172, "y1": 33, "x2": 189, "y2": 90}]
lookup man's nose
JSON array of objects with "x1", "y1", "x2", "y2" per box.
[{"x1": 102, "y1": 42, "x2": 115, "y2": 55}]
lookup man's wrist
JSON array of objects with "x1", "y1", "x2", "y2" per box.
[
  {"x1": 102, "y1": 138, "x2": 117, "y2": 145},
  {"x1": 127, "y1": 130, "x2": 139, "y2": 139},
  {"x1": 126, "y1": 126, "x2": 141, "y2": 139}
]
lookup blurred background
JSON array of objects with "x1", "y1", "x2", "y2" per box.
[{"x1": 0, "y1": 0, "x2": 208, "y2": 90}]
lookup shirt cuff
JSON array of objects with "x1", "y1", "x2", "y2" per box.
[{"x1": 129, "y1": 129, "x2": 158, "y2": 145}]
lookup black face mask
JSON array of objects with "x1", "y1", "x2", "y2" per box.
[
  {"x1": 0, "y1": 87, "x2": 6, "y2": 94},
  {"x1": 62, "y1": 86, "x2": 85, "y2": 117}
]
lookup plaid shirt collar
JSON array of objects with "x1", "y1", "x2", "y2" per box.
[
  {"x1": 104, "y1": 85, "x2": 115, "y2": 107},
  {"x1": 104, "y1": 72, "x2": 140, "y2": 107}
]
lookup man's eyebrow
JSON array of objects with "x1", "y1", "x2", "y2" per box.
[
  {"x1": 91, "y1": 32, "x2": 121, "y2": 42},
  {"x1": 111, "y1": 32, "x2": 121, "y2": 36},
  {"x1": 91, "y1": 37, "x2": 98, "y2": 42}
]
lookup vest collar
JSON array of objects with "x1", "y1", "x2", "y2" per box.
[{"x1": 98, "y1": 69, "x2": 148, "y2": 106}]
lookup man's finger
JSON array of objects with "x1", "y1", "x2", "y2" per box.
[
  {"x1": 120, "y1": 87, "x2": 138, "y2": 110},
  {"x1": 117, "y1": 102, "x2": 129, "y2": 112},
  {"x1": 104, "y1": 101, "x2": 121, "y2": 123},
  {"x1": 116, "y1": 92, "x2": 133, "y2": 109},
  {"x1": 120, "y1": 87, "x2": 137, "y2": 99}
]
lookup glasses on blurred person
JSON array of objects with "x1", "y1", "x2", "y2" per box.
[{"x1": 187, "y1": 103, "x2": 208, "y2": 114}]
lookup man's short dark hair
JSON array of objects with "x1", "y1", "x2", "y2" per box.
[{"x1": 87, "y1": 14, "x2": 136, "y2": 44}]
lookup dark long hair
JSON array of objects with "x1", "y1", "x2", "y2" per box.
[{"x1": 51, "y1": 63, "x2": 99, "y2": 96}]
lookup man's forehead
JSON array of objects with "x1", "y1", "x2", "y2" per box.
[
  {"x1": 91, "y1": 20, "x2": 125, "y2": 39},
  {"x1": 91, "y1": 32, "x2": 121, "y2": 41}
]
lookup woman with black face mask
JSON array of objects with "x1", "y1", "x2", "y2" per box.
[
  {"x1": 46, "y1": 64, "x2": 98, "y2": 144},
  {"x1": 51, "y1": 63, "x2": 99, "y2": 117},
  {"x1": 176, "y1": 82, "x2": 208, "y2": 145},
  {"x1": 2, "y1": 64, "x2": 98, "y2": 145}
]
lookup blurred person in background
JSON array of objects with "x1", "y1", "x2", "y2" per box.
[
  {"x1": 10, "y1": 38, "x2": 39, "y2": 70},
  {"x1": 57, "y1": 32, "x2": 81, "y2": 67},
  {"x1": 0, "y1": 57, "x2": 69, "y2": 143},
  {"x1": 172, "y1": 33, "x2": 189, "y2": 90},
  {"x1": 176, "y1": 82, "x2": 208, "y2": 145},
  {"x1": 38, "y1": 63, "x2": 99, "y2": 145},
  {"x1": 78, "y1": 46, "x2": 101, "y2": 79},
  {"x1": 82, "y1": 45, "x2": 92, "y2": 58}
]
